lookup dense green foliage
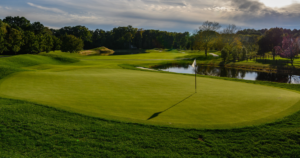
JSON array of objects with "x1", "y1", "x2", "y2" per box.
[
  {"x1": 0, "y1": 16, "x2": 60, "y2": 55},
  {"x1": 257, "y1": 28, "x2": 283, "y2": 59},
  {"x1": 60, "y1": 35, "x2": 84, "y2": 53}
]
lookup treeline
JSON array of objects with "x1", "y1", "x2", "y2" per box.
[
  {"x1": 192, "y1": 21, "x2": 300, "y2": 63},
  {"x1": 51, "y1": 25, "x2": 191, "y2": 50},
  {"x1": 0, "y1": 16, "x2": 191, "y2": 55},
  {"x1": 0, "y1": 16, "x2": 83, "y2": 55},
  {"x1": 1, "y1": 16, "x2": 300, "y2": 59}
]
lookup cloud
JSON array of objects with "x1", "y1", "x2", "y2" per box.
[
  {"x1": 225, "y1": 0, "x2": 300, "y2": 28},
  {"x1": 27, "y1": 2, "x2": 67, "y2": 14},
  {"x1": 0, "y1": 0, "x2": 300, "y2": 31}
]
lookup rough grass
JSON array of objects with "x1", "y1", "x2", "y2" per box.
[{"x1": 1, "y1": 89, "x2": 300, "y2": 157}]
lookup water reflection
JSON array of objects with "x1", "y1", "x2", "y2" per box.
[{"x1": 158, "y1": 65, "x2": 300, "y2": 84}]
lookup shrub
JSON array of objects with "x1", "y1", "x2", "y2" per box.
[
  {"x1": 61, "y1": 35, "x2": 84, "y2": 53},
  {"x1": 221, "y1": 48, "x2": 229, "y2": 62}
]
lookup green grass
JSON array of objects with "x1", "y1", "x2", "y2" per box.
[
  {"x1": 1, "y1": 87, "x2": 300, "y2": 157},
  {"x1": 2, "y1": 51, "x2": 300, "y2": 156},
  {"x1": 0, "y1": 52, "x2": 300, "y2": 129},
  {"x1": 0, "y1": 54, "x2": 79, "y2": 80}
]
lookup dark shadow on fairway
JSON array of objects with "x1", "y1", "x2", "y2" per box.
[{"x1": 147, "y1": 93, "x2": 195, "y2": 120}]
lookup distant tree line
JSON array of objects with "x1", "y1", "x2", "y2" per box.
[
  {"x1": 1, "y1": 16, "x2": 300, "y2": 61},
  {"x1": 51, "y1": 25, "x2": 191, "y2": 50},
  {"x1": 0, "y1": 16, "x2": 192, "y2": 55},
  {"x1": 192, "y1": 21, "x2": 300, "y2": 63}
]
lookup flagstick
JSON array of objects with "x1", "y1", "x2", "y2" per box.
[
  {"x1": 192, "y1": 59, "x2": 197, "y2": 93},
  {"x1": 195, "y1": 66, "x2": 197, "y2": 93}
]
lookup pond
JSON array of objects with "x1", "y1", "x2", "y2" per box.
[{"x1": 157, "y1": 65, "x2": 300, "y2": 84}]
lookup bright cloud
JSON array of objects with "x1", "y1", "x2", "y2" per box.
[
  {"x1": 259, "y1": 0, "x2": 300, "y2": 8},
  {"x1": 27, "y1": 2, "x2": 67, "y2": 14}
]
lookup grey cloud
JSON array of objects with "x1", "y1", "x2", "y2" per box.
[
  {"x1": 115, "y1": 11, "x2": 200, "y2": 25},
  {"x1": 231, "y1": 0, "x2": 265, "y2": 12},
  {"x1": 226, "y1": 0, "x2": 300, "y2": 29},
  {"x1": 142, "y1": 0, "x2": 186, "y2": 6},
  {"x1": 2, "y1": 0, "x2": 300, "y2": 31}
]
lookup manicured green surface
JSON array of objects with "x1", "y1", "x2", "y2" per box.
[
  {"x1": 0, "y1": 52, "x2": 300, "y2": 128},
  {"x1": 2, "y1": 53, "x2": 300, "y2": 157}
]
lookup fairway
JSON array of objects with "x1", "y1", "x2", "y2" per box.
[{"x1": 0, "y1": 58, "x2": 300, "y2": 129}]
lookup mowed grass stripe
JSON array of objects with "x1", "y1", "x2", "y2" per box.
[{"x1": 0, "y1": 66, "x2": 300, "y2": 128}]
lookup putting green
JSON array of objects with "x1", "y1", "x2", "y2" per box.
[{"x1": 1, "y1": 63, "x2": 300, "y2": 129}]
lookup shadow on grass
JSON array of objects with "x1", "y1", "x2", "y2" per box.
[
  {"x1": 255, "y1": 59, "x2": 291, "y2": 67},
  {"x1": 174, "y1": 54, "x2": 219, "y2": 61},
  {"x1": 147, "y1": 93, "x2": 195, "y2": 120},
  {"x1": 110, "y1": 49, "x2": 148, "y2": 55}
]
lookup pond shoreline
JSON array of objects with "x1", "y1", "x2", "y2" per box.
[
  {"x1": 150, "y1": 63, "x2": 300, "y2": 84},
  {"x1": 151, "y1": 62, "x2": 300, "y2": 74}
]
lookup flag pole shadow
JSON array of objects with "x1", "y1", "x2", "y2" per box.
[{"x1": 147, "y1": 93, "x2": 196, "y2": 120}]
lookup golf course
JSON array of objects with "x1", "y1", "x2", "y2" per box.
[
  {"x1": 1, "y1": 50, "x2": 300, "y2": 129},
  {"x1": 2, "y1": 50, "x2": 300, "y2": 157}
]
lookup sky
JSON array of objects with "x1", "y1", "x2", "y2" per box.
[{"x1": 1, "y1": 0, "x2": 300, "y2": 32}]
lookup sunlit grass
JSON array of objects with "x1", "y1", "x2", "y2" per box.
[{"x1": 1, "y1": 51, "x2": 300, "y2": 156}]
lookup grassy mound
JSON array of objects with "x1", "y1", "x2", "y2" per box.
[
  {"x1": 0, "y1": 54, "x2": 79, "y2": 80},
  {"x1": 80, "y1": 47, "x2": 115, "y2": 56}
]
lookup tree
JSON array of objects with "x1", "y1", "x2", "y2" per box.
[
  {"x1": 43, "y1": 34, "x2": 53, "y2": 53},
  {"x1": 239, "y1": 35, "x2": 259, "y2": 53},
  {"x1": 241, "y1": 47, "x2": 247, "y2": 60},
  {"x1": 221, "y1": 47, "x2": 229, "y2": 62},
  {"x1": 36, "y1": 34, "x2": 46, "y2": 53},
  {"x1": 196, "y1": 21, "x2": 221, "y2": 56},
  {"x1": 5, "y1": 27, "x2": 23, "y2": 54},
  {"x1": 61, "y1": 35, "x2": 84, "y2": 53},
  {"x1": 0, "y1": 20, "x2": 8, "y2": 54},
  {"x1": 21, "y1": 31, "x2": 39, "y2": 53},
  {"x1": 52, "y1": 36, "x2": 62, "y2": 51},
  {"x1": 31, "y1": 22, "x2": 45, "y2": 35},
  {"x1": 3, "y1": 16, "x2": 31, "y2": 31},
  {"x1": 257, "y1": 28, "x2": 283, "y2": 60},
  {"x1": 274, "y1": 36, "x2": 300, "y2": 66}
]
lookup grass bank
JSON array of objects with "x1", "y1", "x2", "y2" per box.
[{"x1": 0, "y1": 54, "x2": 79, "y2": 80}]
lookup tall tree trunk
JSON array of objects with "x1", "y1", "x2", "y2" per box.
[{"x1": 205, "y1": 49, "x2": 207, "y2": 57}]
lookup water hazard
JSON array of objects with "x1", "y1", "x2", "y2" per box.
[{"x1": 157, "y1": 65, "x2": 300, "y2": 84}]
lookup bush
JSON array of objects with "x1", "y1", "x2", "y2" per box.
[
  {"x1": 221, "y1": 49, "x2": 229, "y2": 62},
  {"x1": 61, "y1": 35, "x2": 84, "y2": 53}
]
